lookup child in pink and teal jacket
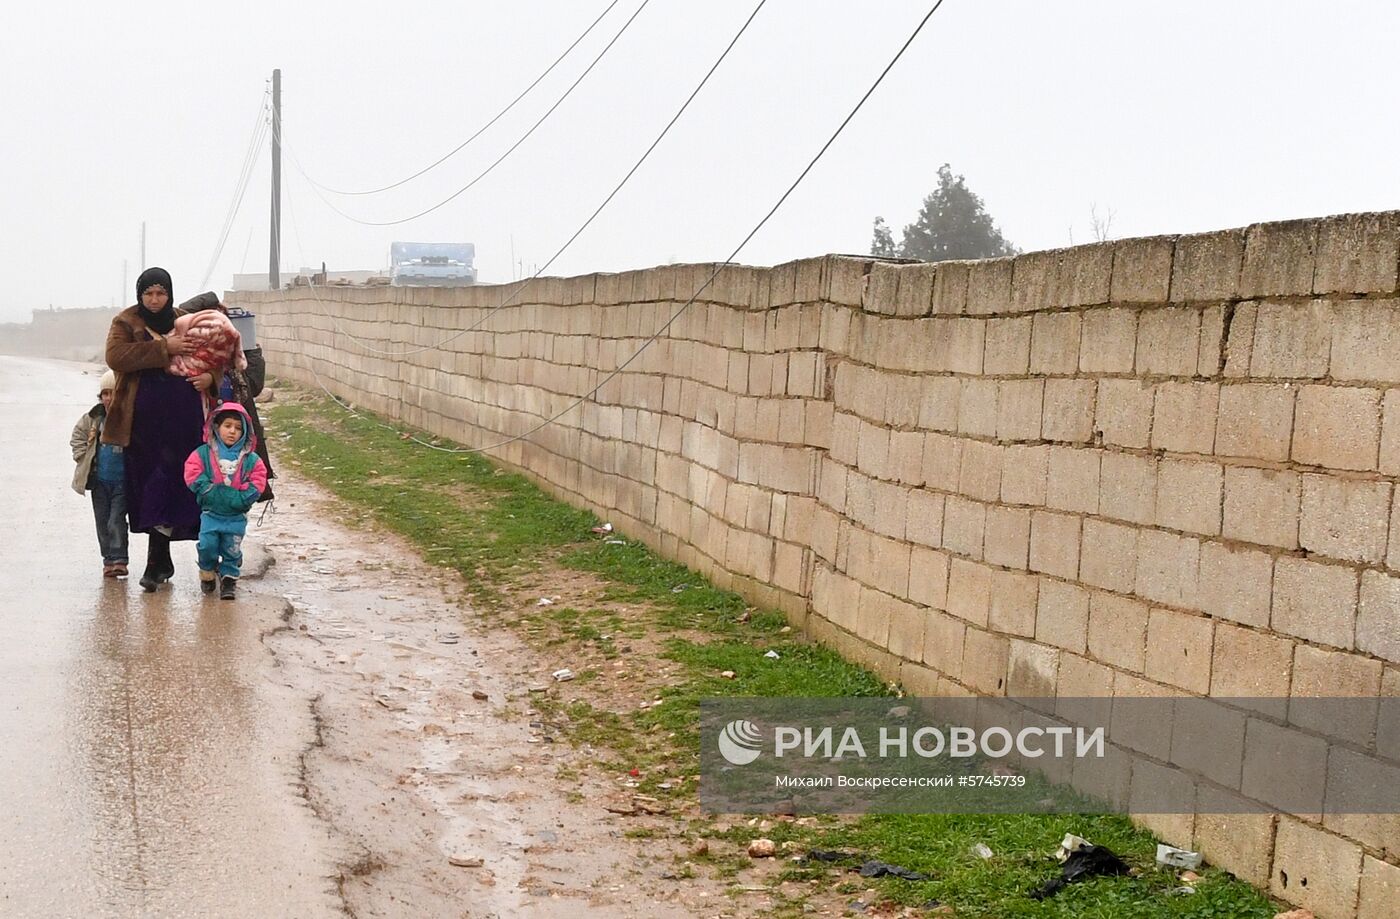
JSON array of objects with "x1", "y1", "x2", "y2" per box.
[{"x1": 183, "y1": 402, "x2": 267, "y2": 600}]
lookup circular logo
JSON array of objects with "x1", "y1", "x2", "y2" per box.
[{"x1": 717, "y1": 719, "x2": 764, "y2": 766}]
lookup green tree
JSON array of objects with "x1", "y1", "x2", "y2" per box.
[{"x1": 871, "y1": 164, "x2": 1017, "y2": 262}]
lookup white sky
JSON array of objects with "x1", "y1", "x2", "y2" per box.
[{"x1": 2, "y1": 0, "x2": 1398, "y2": 321}]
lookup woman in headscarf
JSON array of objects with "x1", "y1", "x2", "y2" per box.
[{"x1": 103, "y1": 268, "x2": 222, "y2": 591}]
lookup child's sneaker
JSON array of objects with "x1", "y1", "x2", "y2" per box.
[
  {"x1": 219, "y1": 577, "x2": 237, "y2": 600},
  {"x1": 200, "y1": 571, "x2": 217, "y2": 594}
]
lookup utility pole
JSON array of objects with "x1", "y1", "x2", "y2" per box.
[{"x1": 269, "y1": 68, "x2": 282, "y2": 290}]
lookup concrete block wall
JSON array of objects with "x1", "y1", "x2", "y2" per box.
[{"x1": 232, "y1": 210, "x2": 1400, "y2": 918}]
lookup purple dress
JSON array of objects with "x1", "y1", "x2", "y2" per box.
[{"x1": 125, "y1": 358, "x2": 205, "y2": 540}]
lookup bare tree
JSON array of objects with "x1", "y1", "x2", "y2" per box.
[{"x1": 1089, "y1": 203, "x2": 1116, "y2": 242}]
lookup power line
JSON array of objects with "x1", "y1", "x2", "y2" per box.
[
  {"x1": 307, "y1": 0, "x2": 622, "y2": 197},
  {"x1": 294, "y1": 0, "x2": 769, "y2": 359},
  {"x1": 291, "y1": 0, "x2": 949, "y2": 457},
  {"x1": 200, "y1": 93, "x2": 271, "y2": 290},
  {"x1": 284, "y1": 0, "x2": 653, "y2": 227}
]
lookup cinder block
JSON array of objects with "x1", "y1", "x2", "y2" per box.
[
  {"x1": 1112, "y1": 675, "x2": 1180, "y2": 761},
  {"x1": 1079, "y1": 308, "x2": 1137, "y2": 373},
  {"x1": 942, "y1": 496, "x2": 986, "y2": 560},
  {"x1": 1198, "y1": 303, "x2": 1226, "y2": 376},
  {"x1": 988, "y1": 568, "x2": 1039, "y2": 637},
  {"x1": 931, "y1": 260, "x2": 970, "y2": 314},
  {"x1": 1222, "y1": 466, "x2": 1301, "y2": 549},
  {"x1": 1136, "y1": 306, "x2": 1201, "y2": 376},
  {"x1": 1210, "y1": 623, "x2": 1292, "y2": 717},
  {"x1": 1359, "y1": 570, "x2": 1400, "y2": 663},
  {"x1": 983, "y1": 316, "x2": 1032, "y2": 374},
  {"x1": 1249, "y1": 300, "x2": 1333, "y2": 379},
  {"x1": 1045, "y1": 446, "x2": 1101, "y2": 514},
  {"x1": 920, "y1": 432, "x2": 962, "y2": 491},
  {"x1": 1223, "y1": 301, "x2": 1256, "y2": 377},
  {"x1": 1035, "y1": 578, "x2": 1090, "y2": 653},
  {"x1": 1041, "y1": 379, "x2": 1096, "y2": 443},
  {"x1": 1270, "y1": 817, "x2": 1362, "y2": 919},
  {"x1": 1240, "y1": 218, "x2": 1319, "y2": 298},
  {"x1": 1215, "y1": 383, "x2": 1296, "y2": 462},
  {"x1": 962, "y1": 627, "x2": 1010, "y2": 695},
  {"x1": 1088, "y1": 592, "x2": 1149, "y2": 671},
  {"x1": 1170, "y1": 698, "x2": 1246, "y2": 788},
  {"x1": 1272, "y1": 556, "x2": 1358, "y2": 649},
  {"x1": 1144, "y1": 608, "x2": 1213, "y2": 694},
  {"x1": 1029, "y1": 311, "x2": 1081, "y2": 374},
  {"x1": 957, "y1": 378, "x2": 999, "y2": 438},
  {"x1": 1099, "y1": 451, "x2": 1158, "y2": 526},
  {"x1": 1194, "y1": 800, "x2": 1277, "y2": 889},
  {"x1": 1390, "y1": 491, "x2": 1400, "y2": 572},
  {"x1": 1135, "y1": 529, "x2": 1200, "y2": 610},
  {"x1": 946, "y1": 557, "x2": 993, "y2": 626},
  {"x1": 1094, "y1": 378, "x2": 1155, "y2": 449},
  {"x1": 1313, "y1": 211, "x2": 1400, "y2": 296},
  {"x1": 1331, "y1": 299, "x2": 1400, "y2": 385},
  {"x1": 1000, "y1": 444, "x2": 1049, "y2": 506},
  {"x1": 823, "y1": 256, "x2": 870, "y2": 307},
  {"x1": 1299, "y1": 474, "x2": 1391, "y2": 564},
  {"x1": 886, "y1": 596, "x2": 926, "y2": 661},
  {"x1": 1359, "y1": 854, "x2": 1400, "y2": 919},
  {"x1": 1151, "y1": 382, "x2": 1219, "y2": 454},
  {"x1": 1058, "y1": 242, "x2": 1113, "y2": 307},
  {"x1": 1293, "y1": 384, "x2": 1382, "y2": 472},
  {"x1": 958, "y1": 439, "x2": 1004, "y2": 502},
  {"x1": 1079, "y1": 518, "x2": 1138, "y2": 593},
  {"x1": 1381, "y1": 389, "x2": 1400, "y2": 475},
  {"x1": 1198, "y1": 542, "x2": 1274, "y2": 628},
  {"x1": 1029, "y1": 510, "x2": 1081, "y2": 579},
  {"x1": 1110, "y1": 235, "x2": 1175, "y2": 303},
  {"x1": 1244, "y1": 719, "x2": 1330, "y2": 816},
  {"x1": 917, "y1": 376, "x2": 960, "y2": 433},
  {"x1": 1156, "y1": 458, "x2": 1223, "y2": 536},
  {"x1": 996, "y1": 379, "x2": 1044, "y2": 441},
  {"x1": 964, "y1": 258, "x2": 1014, "y2": 315},
  {"x1": 983, "y1": 506, "x2": 1031, "y2": 570},
  {"x1": 886, "y1": 430, "x2": 925, "y2": 485},
  {"x1": 1007, "y1": 638, "x2": 1059, "y2": 697},
  {"x1": 905, "y1": 488, "x2": 944, "y2": 549},
  {"x1": 1170, "y1": 227, "x2": 1244, "y2": 301},
  {"x1": 922, "y1": 610, "x2": 967, "y2": 678},
  {"x1": 894, "y1": 263, "x2": 937, "y2": 317},
  {"x1": 909, "y1": 546, "x2": 950, "y2": 609},
  {"x1": 1291, "y1": 645, "x2": 1381, "y2": 747}
]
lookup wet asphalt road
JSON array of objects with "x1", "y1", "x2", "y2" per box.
[{"x1": 0, "y1": 357, "x2": 340, "y2": 918}]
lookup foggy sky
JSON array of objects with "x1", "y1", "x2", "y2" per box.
[{"x1": 3, "y1": 0, "x2": 1398, "y2": 322}]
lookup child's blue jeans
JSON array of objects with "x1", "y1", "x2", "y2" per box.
[
  {"x1": 91, "y1": 479, "x2": 128, "y2": 565},
  {"x1": 196, "y1": 512, "x2": 245, "y2": 579}
]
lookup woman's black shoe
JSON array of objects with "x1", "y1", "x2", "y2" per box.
[{"x1": 139, "y1": 570, "x2": 159, "y2": 592}]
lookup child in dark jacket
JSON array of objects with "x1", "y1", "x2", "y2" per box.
[
  {"x1": 71, "y1": 369, "x2": 129, "y2": 577},
  {"x1": 183, "y1": 402, "x2": 268, "y2": 600}
]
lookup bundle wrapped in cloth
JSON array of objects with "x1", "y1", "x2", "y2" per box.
[{"x1": 166, "y1": 310, "x2": 248, "y2": 378}]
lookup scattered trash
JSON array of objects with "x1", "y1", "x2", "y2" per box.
[
  {"x1": 720, "y1": 670, "x2": 737, "y2": 679},
  {"x1": 471, "y1": 690, "x2": 489, "y2": 701},
  {"x1": 971, "y1": 843, "x2": 994, "y2": 860},
  {"x1": 536, "y1": 597, "x2": 555, "y2": 607},
  {"x1": 447, "y1": 855, "x2": 484, "y2": 868},
  {"x1": 590, "y1": 523, "x2": 614, "y2": 534},
  {"x1": 671, "y1": 584, "x2": 687, "y2": 593},
  {"x1": 552, "y1": 668, "x2": 575, "y2": 682},
  {"x1": 1181, "y1": 870, "x2": 1202, "y2": 883},
  {"x1": 764, "y1": 650, "x2": 781, "y2": 660},
  {"x1": 628, "y1": 768, "x2": 641, "y2": 777},
  {"x1": 858, "y1": 860, "x2": 931, "y2": 881},
  {"x1": 747, "y1": 838, "x2": 777, "y2": 859},
  {"x1": 1055, "y1": 833, "x2": 1092, "y2": 862},
  {"x1": 605, "y1": 538, "x2": 626, "y2": 545},
  {"x1": 1031, "y1": 842, "x2": 1130, "y2": 900},
  {"x1": 1155, "y1": 844, "x2": 1202, "y2": 870},
  {"x1": 1172, "y1": 886, "x2": 1197, "y2": 895},
  {"x1": 437, "y1": 632, "x2": 460, "y2": 645}
]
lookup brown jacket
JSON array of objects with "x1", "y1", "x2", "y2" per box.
[{"x1": 102, "y1": 305, "x2": 183, "y2": 446}]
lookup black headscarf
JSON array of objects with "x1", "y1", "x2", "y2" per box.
[{"x1": 135, "y1": 267, "x2": 176, "y2": 334}]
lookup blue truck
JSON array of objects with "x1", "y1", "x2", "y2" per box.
[{"x1": 389, "y1": 242, "x2": 477, "y2": 286}]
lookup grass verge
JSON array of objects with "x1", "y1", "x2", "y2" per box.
[{"x1": 266, "y1": 393, "x2": 1280, "y2": 919}]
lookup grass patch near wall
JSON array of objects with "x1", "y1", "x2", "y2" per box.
[{"x1": 266, "y1": 394, "x2": 1280, "y2": 919}]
